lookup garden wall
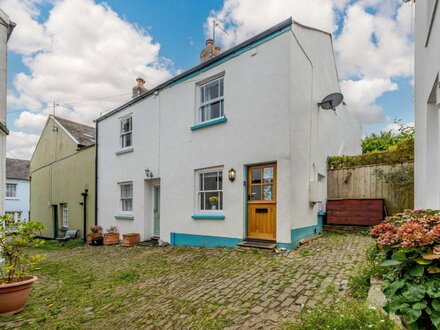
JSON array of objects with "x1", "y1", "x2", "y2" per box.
[{"x1": 327, "y1": 161, "x2": 414, "y2": 216}]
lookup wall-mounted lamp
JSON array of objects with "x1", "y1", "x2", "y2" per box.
[
  {"x1": 228, "y1": 168, "x2": 236, "y2": 182},
  {"x1": 145, "y1": 168, "x2": 153, "y2": 179}
]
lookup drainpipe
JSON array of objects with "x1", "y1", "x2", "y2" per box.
[
  {"x1": 81, "y1": 189, "x2": 88, "y2": 241},
  {"x1": 94, "y1": 123, "x2": 98, "y2": 226}
]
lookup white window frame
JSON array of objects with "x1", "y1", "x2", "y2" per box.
[
  {"x1": 196, "y1": 168, "x2": 224, "y2": 214},
  {"x1": 197, "y1": 76, "x2": 225, "y2": 124},
  {"x1": 5, "y1": 211, "x2": 22, "y2": 222},
  {"x1": 61, "y1": 203, "x2": 68, "y2": 228},
  {"x1": 6, "y1": 183, "x2": 17, "y2": 198},
  {"x1": 120, "y1": 115, "x2": 133, "y2": 149},
  {"x1": 120, "y1": 182, "x2": 133, "y2": 213}
]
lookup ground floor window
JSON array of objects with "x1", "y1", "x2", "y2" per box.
[
  {"x1": 120, "y1": 182, "x2": 133, "y2": 212},
  {"x1": 5, "y1": 211, "x2": 22, "y2": 222},
  {"x1": 61, "y1": 203, "x2": 68, "y2": 228},
  {"x1": 197, "y1": 168, "x2": 223, "y2": 212}
]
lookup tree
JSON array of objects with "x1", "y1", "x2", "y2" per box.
[{"x1": 362, "y1": 121, "x2": 414, "y2": 154}]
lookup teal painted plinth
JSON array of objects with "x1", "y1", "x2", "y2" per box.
[
  {"x1": 190, "y1": 117, "x2": 227, "y2": 131},
  {"x1": 170, "y1": 233, "x2": 241, "y2": 248},
  {"x1": 191, "y1": 214, "x2": 225, "y2": 220}
]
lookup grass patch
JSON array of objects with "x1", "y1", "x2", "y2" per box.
[
  {"x1": 299, "y1": 248, "x2": 314, "y2": 257},
  {"x1": 348, "y1": 243, "x2": 387, "y2": 299},
  {"x1": 284, "y1": 300, "x2": 398, "y2": 330}
]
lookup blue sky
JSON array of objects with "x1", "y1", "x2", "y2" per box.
[{"x1": 3, "y1": 0, "x2": 414, "y2": 159}]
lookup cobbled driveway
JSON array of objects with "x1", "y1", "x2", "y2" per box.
[{"x1": 2, "y1": 233, "x2": 372, "y2": 329}]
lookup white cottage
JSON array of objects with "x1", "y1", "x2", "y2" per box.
[
  {"x1": 96, "y1": 19, "x2": 361, "y2": 249},
  {"x1": 415, "y1": 0, "x2": 440, "y2": 209}
]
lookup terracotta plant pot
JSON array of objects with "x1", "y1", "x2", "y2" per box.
[
  {"x1": 0, "y1": 276, "x2": 38, "y2": 316},
  {"x1": 86, "y1": 233, "x2": 102, "y2": 245},
  {"x1": 122, "y1": 233, "x2": 140, "y2": 247},
  {"x1": 103, "y1": 233, "x2": 120, "y2": 245}
]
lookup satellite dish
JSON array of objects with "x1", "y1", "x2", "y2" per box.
[{"x1": 318, "y1": 93, "x2": 344, "y2": 111}]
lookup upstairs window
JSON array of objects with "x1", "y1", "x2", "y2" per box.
[
  {"x1": 199, "y1": 77, "x2": 224, "y2": 123},
  {"x1": 6, "y1": 183, "x2": 16, "y2": 198},
  {"x1": 120, "y1": 182, "x2": 133, "y2": 212},
  {"x1": 120, "y1": 115, "x2": 132, "y2": 148}
]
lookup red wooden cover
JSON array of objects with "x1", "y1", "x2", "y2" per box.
[{"x1": 326, "y1": 199, "x2": 384, "y2": 226}]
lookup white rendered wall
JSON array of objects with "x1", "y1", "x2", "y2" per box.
[
  {"x1": 415, "y1": 1, "x2": 440, "y2": 209},
  {"x1": 97, "y1": 25, "x2": 361, "y2": 244}
]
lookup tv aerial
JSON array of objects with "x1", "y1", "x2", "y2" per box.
[{"x1": 318, "y1": 93, "x2": 344, "y2": 112}]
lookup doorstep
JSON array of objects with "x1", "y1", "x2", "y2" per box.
[{"x1": 236, "y1": 240, "x2": 277, "y2": 250}]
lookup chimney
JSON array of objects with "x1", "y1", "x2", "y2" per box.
[
  {"x1": 200, "y1": 39, "x2": 221, "y2": 63},
  {"x1": 132, "y1": 77, "x2": 148, "y2": 99}
]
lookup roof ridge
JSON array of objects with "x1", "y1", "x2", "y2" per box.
[{"x1": 51, "y1": 115, "x2": 95, "y2": 130}]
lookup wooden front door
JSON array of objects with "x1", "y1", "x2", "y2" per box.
[{"x1": 247, "y1": 164, "x2": 277, "y2": 240}]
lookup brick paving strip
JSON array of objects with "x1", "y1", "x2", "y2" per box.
[{"x1": 1, "y1": 233, "x2": 372, "y2": 329}]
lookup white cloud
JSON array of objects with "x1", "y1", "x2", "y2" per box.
[
  {"x1": 5, "y1": 0, "x2": 173, "y2": 127},
  {"x1": 14, "y1": 111, "x2": 48, "y2": 133},
  {"x1": 206, "y1": 0, "x2": 336, "y2": 49},
  {"x1": 206, "y1": 0, "x2": 414, "y2": 127},
  {"x1": 340, "y1": 78, "x2": 397, "y2": 124},
  {"x1": 382, "y1": 121, "x2": 414, "y2": 135},
  {"x1": 7, "y1": 131, "x2": 40, "y2": 160},
  {"x1": 0, "y1": 0, "x2": 51, "y2": 55}
]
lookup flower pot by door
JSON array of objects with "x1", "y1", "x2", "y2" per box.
[
  {"x1": 87, "y1": 233, "x2": 102, "y2": 245},
  {"x1": 0, "y1": 276, "x2": 38, "y2": 316},
  {"x1": 104, "y1": 233, "x2": 120, "y2": 245},
  {"x1": 122, "y1": 234, "x2": 140, "y2": 247}
]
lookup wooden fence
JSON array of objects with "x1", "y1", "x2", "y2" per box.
[{"x1": 327, "y1": 161, "x2": 414, "y2": 216}]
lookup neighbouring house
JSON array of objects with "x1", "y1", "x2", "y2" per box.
[
  {"x1": 96, "y1": 18, "x2": 361, "y2": 249},
  {"x1": 5, "y1": 158, "x2": 30, "y2": 222},
  {"x1": 415, "y1": 0, "x2": 440, "y2": 209},
  {"x1": 0, "y1": 10, "x2": 15, "y2": 215},
  {"x1": 30, "y1": 115, "x2": 95, "y2": 239}
]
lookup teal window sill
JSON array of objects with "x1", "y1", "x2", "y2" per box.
[
  {"x1": 114, "y1": 214, "x2": 134, "y2": 220},
  {"x1": 192, "y1": 214, "x2": 225, "y2": 220},
  {"x1": 191, "y1": 117, "x2": 227, "y2": 131}
]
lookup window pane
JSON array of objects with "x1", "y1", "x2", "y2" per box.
[
  {"x1": 204, "y1": 191, "x2": 219, "y2": 210},
  {"x1": 205, "y1": 80, "x2": 219, "y2": 101},
  {"x1": 263, "y1": 167, "x2": 274, "y2": 183},
  {"x1": 251, "y1": 185, "x2": 261, "y2": 200},
  {"x1": 252, "y1": 169, "x2": 261, "y2": 184},
  {"x1": 218, "y1": 172, "x2": 223, "y2": 190},
  {"x1": 203, "y1": 172, "x2": 218, "y2": 191},
  {"x1": 200, "y1": 86, "x2": 205, "y2": 103},
  {"x1": 210, "y1": 101, "x2": 221, "y2": 119},
  {"x1": 220, "y1": 78, "x2": 224, "y2": 96},
  {"x1": 263, "y1": 185, "x2": 273, "y2": 200}
]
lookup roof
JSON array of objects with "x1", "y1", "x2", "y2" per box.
[
  {"x1": 96, "y1": 17, "x2": 294, "y2": 123},
  {"x1": 52, "y1": 116, "x2": 96, "y2": 147},
  {"x1": 6, "y1": 158, "x2": 30, "y2": 180}
]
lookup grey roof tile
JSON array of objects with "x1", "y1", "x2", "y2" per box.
[
  {"x1": 6, "y1": 158, "x2": 30, "y2": 180},
  {"x1": 53, "y1": 116, "x2": 95, "y2": 147}
]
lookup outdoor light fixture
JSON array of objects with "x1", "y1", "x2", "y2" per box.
[
  {"x1": 145, "y1": 168, "x2": 153, "y2": 179},
  {"x1": 228, "y1": 168, "x2": 236, "y2": 182}
]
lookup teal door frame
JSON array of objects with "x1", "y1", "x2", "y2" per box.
[
  {"x1": 243, "y1": 161, "x2": 277, "y2": 241},
  {"x1": 153, "y1": 185, "x2": 160, "y2": 237}
]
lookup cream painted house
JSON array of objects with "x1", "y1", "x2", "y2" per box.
[
  {"x1": 30, "y1": 115, "x2": 95, "y2": 239},
  {"x1": 415, "y1": 0, "x2": 440, "y2": 208},
  {"x1": 96, "y1": 19, "x2": 361, "y2": 249}
]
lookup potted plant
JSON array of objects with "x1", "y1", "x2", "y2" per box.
[
  {"x1": 122, "y1": 233, "x2": 140, "y2": 247},
  {"x1": 0, "y1": 214, "x2": 45, "y2": 316},
  {"x1": 86, "y1": 225, "x2": 102, "y2": 245},
  {"x1": 103, "y1": 225, "x2": 119, "y2": 245},
  {"x1": 209, "y1": 196, "x2": 219, "y2": 210}
]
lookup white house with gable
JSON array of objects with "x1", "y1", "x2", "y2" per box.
[
  {"x1": 415, "y1": 0, "x2": 440, "y2": 209},
  {"x1": 96, "y1": 18, "x2": 361, "y2": 249}
]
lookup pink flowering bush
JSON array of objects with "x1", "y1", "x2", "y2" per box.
[{"x1": 371, "y1": 210, "x2": 440, "y2": 329}]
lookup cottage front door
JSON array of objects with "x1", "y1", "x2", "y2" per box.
[
  {"x1": 153, "y1": 186, "x2": 160, "y2": 237},
  {"x1": 247, "y1": 164, "x2": 277, "y2": 241}
]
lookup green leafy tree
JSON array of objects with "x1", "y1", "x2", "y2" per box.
[
  {"x1": 362, "y1": 121, "x2": 414, "y2": 154},
  {"x1": 0, "y1": 215, "x2": 45, "y2": 283}
]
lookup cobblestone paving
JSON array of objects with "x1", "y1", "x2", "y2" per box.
[{"x1": 2, "y1": 233, "x2": 372, "y2": 329}]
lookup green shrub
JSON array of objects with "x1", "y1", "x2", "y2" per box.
[
  {"x1": 371, "y1": 211, "x2": 440, "y2": 328},
  {"x1": 284, "y1": 300, "x2": 398, "y2": 330}
]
